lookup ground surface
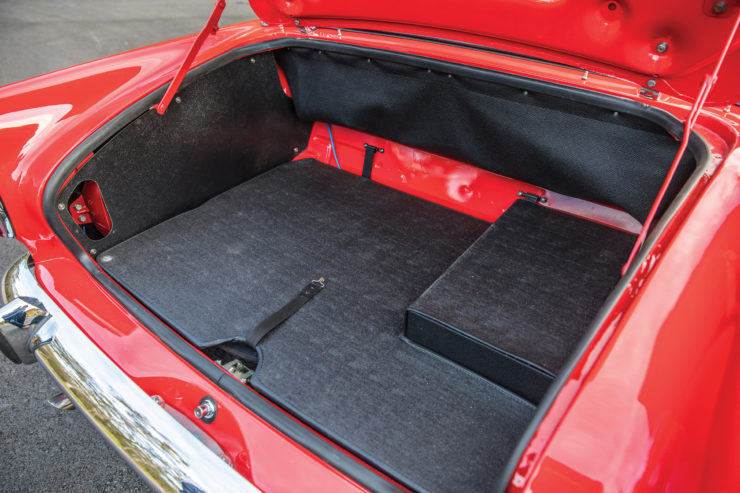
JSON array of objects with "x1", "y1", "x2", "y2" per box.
[{"x1": 0, "y1": 1, "x2": 255, "y2": 490}]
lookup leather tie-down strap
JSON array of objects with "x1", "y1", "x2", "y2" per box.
[
  {"x1": 362, "y1": 143, "x2": 384, "y2": 179},
  {"x1": 245, "y1": 277, "x2": 326, "y2": 347}
]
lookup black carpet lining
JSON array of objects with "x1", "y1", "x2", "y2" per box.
[
  {"x1": 99, "y1": 160, "x2": 534, "y2": 492},
  {"x1": 410, "y1": 200, "x2": 636, "y2": 376}
]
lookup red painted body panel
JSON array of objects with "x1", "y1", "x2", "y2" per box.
[
  {"x1": 297, "y1": 122, "x2": 642, "y2": 233},
  {"x1": 250, "y1": 0, "x2": 740, "y2": 105},
  {"x1": 0, "y1": 17, "x2": 739, "y2": 492}
]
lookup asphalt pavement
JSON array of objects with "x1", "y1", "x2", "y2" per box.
[{"x1": 0, "y1": 1, "x2": 256, "y2": 490}]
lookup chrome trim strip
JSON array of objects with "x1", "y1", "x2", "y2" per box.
[
  {"x1": 0, "y1": 196, "x2": 15, "y2": 239},
  {"x1": 5, "y1": 255, "x2": 259, "y2": 493}
]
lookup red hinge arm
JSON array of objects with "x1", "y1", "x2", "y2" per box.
[
  {"x1": 155, "y1": 0, "x2": 226, "y2": 115},
  {"x1": 621, "y1": 10, "x2": 740, "y2": 276}
]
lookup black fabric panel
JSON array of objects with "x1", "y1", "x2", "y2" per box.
[
  {"x1": 276, "y1": 47, "x2": 696, "y2": 222},
  {"x1": 405, "y1": 310, "x2": 554, "y2": 403},
  {"x1": 99, "y1": 160, "x2": 534, "y2": 492},
  {"x1": 59, "y1": 52, "x2": 312, "y2": 252},
  {"x1": 410, "y1": 200, "x2": 636, "y2": 375}
]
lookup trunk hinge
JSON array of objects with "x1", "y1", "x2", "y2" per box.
[
  {"x1": 622, "y1": 11, "x2": 740, "y2": 275},
  {"x1": 155, "y1": 0, "x2": 226, "y2": 115}
]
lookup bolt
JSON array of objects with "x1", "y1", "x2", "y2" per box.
[
  {"x1": 90, "y1": 249, "x2": 97, "y2": 256},
  {"x1": 78, "y1": 215, "x2": 87, "y2": 222},
  {"x1": 175, "y1": 96, "x2": 182, "y2": 104},
  {"x1": 194, "y1": 398, "x2": 217, "y2": 422},
  {"x1": 713, "y1": 1, "x2": 727, "y2": 14},
  {"x1": 73, "y1": 203, "x2": 83, "y2": 211},
  {"x1": 647, "y1": 79, "x2": 657, "y2": 87},
  {"x1": 656, "y1": 42, "x2": 668, "y2": 54},
  {"x1": 294, "y1": 19, "x2": 300, "y2": 26},
  {"x1": 57, "y1": 203, "x2": 65, "y2": 211}
]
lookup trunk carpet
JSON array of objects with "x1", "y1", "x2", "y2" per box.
[
  {"x1": 409, "y1": 200, "x2": 636, "y2": 375},
  {"x1": 100, "y1": 159, "x2": 535, "y2": 492}
]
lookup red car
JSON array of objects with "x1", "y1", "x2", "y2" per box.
[{"x1": 1, "y1": 1, "x2": 739, "y2": 491}]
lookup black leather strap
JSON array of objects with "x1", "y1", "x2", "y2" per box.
[
  {"x1": 361, "y1": 143, "x2": 384, "y2": 179},
  {"x1": 245, "y1": 277, "x2": 326, "y2": 347}
]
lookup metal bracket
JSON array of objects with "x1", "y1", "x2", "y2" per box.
[{"x1": 639, "y1": 86, "x2": 659, "y2": 100}]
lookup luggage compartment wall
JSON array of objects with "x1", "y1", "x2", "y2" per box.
[
  {"x1": 58, "y1": 52, "x2": 313, "y2": 253},
  {"x1": 276, "y1": 47, "x2": 697, "y2": 223}
]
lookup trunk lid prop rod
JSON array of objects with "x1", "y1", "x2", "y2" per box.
[
  {"x1": 622, "y1": 10, "x2": 740, "y2": 276},
  {"x1": 154, "y1": 0, "x2": 226, "y2": 115}
]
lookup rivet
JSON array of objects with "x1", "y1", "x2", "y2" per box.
[
  {"x1": 523, "y1": 90, "x2": 528, "y2": 96},
  {"x1": 713, "y1": 1, "x2": 727, "y2": 14},
  {"x1": 175, "y1": 96, "x2": 182, "y2": 104},
  {"x1": 293, "y1": 147, "x2": 299, "y2": 153},
  {"x1": 656, "y1": 42, "x2": 668, "y2": 54},
  {"x1": 647, "y1": 79, "x2": 657, "y2": 87},
  {"x1": 250, "y1": 58, "x2": 256, "y2": 64},
  {"x1": 57, "y1": 203, "x2": 65, "y2": 211}
]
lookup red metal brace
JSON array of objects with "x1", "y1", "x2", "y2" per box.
[
  {"x1": 622, "y1": 10, "x2": 740, "y2": 276},
  {"x1": 155, "y1": 0, "x2": 226, "y2": 115}
]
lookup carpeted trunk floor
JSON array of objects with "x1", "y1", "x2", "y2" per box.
[{"x1": 100, "y1": 159, "x2": 535, "y2": 492}]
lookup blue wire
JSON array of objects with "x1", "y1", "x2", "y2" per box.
[{"x1": 326, "y1": 123, "x2": 341, "y2": 170}]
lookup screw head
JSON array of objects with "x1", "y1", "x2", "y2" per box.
[
  {"x1": 78, "y1": 215, "x2": 87, "y2": 222},
  {"x1": 647, "y1": 79, "x2": 657, "y2": 88},
  {"x1": 194, "y1": 396, "x2": 217, "y2": 423},
  {"x1": 89, "y1": 249, "x2": 97, "y2": 256},
  {"x1": 713, "y1": 1, "x2": 727, "y2": 14},
  {"x1": 57, "y1": 203, "x2": 65, "y2": 211},
  {"x1": 74, "y1": 203, "x2": 83, "y2": 211},
  {"x1": 656, "y1": 41, "x2": 668, "y2": 53}
]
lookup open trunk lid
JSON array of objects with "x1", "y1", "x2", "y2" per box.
[{"x1": 248, "y1": 0, "x2": 740, "y2": 106}]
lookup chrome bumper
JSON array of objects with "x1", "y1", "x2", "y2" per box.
[{"x1": 2, "y1": 255, "x2": 259, "y2": 493}]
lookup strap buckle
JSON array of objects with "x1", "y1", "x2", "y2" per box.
[{"x1": 311, "y1": 277, "x2": 326, "y2": 288}]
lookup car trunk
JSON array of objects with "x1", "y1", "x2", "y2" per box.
[{"x1": 54, "y1": 46, "x2": 704, "y2": 492}]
